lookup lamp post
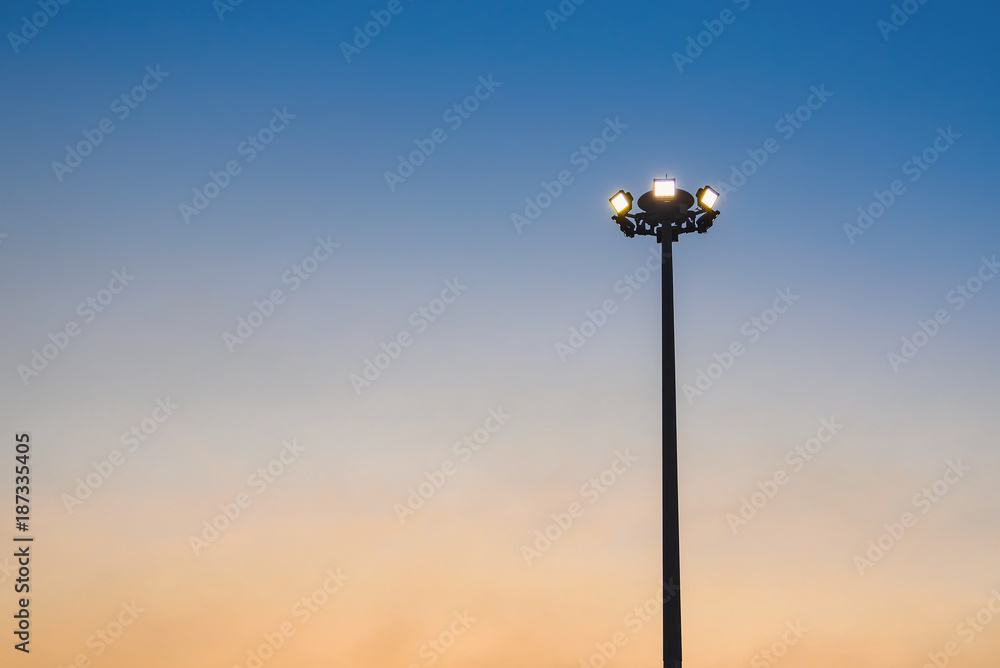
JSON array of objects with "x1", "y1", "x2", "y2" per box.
[{"x1": 609, "y1": 176, "x2": 720, "y2": 668}]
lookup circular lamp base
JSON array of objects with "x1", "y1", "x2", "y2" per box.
[{"x1": 637, "y1": 189, "x2": 695, "y2": 223}]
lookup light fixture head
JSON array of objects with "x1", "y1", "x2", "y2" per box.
[
  {"x1": 610, "y1": 190, "x2": 633, "y2": 215},
  {"x1": 697, "y1": 186, "x2": 720, "y2": 211},
  {"x1": 653, "y1": 177, "x2": 677, "y2": 198}
]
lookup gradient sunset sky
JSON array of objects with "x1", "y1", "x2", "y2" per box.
[{"x1": 1, "y1": 1, "x2": 999, "y2": 666}]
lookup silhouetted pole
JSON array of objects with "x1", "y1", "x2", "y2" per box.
[
  {"x1": 610, "y1": 179, "x2": 719, "y2": 668},
  {"x1": 661, "y1": 233, "x2": 682, "y2": 668}
]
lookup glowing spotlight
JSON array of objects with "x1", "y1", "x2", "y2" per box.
[
  {"x1": 653, "y1": 178, "x2": 677, "y2": 198},
  {"x1": 697, "y1": 186, "x2": 719, "y2": 211},
  {"x1": 610, "y1": 190, "x2": 633, "y2": 215}
]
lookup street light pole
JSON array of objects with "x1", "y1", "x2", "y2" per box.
[
  {"x1": 660, "y1": 235, "x2": 682, "y2": 668},
  {"x1": 609, "y1": 177, "x2": 721, "y2": 668}
]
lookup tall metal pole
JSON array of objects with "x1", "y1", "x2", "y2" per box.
[{"x1": 660, "y1": 231, "x2": 682, "y2": 668}]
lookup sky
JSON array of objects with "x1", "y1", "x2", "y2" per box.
[{"x1": 1, "y1": 0, "x2": 999, "y2": 666}]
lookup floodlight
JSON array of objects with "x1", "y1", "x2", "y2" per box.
[
  {"x1": 610, "y1": 190, "x2": 633, "y2": 215},
  {"x1": 697, "y1": 186, "x2": 719, "y2": 211},
  {"x1": 653, "y1": 178, "x2": 676, "y2": 198}
]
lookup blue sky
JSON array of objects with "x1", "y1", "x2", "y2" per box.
[{"x1": 1, "y1": 1, "x2": 999, "y2": 666}]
